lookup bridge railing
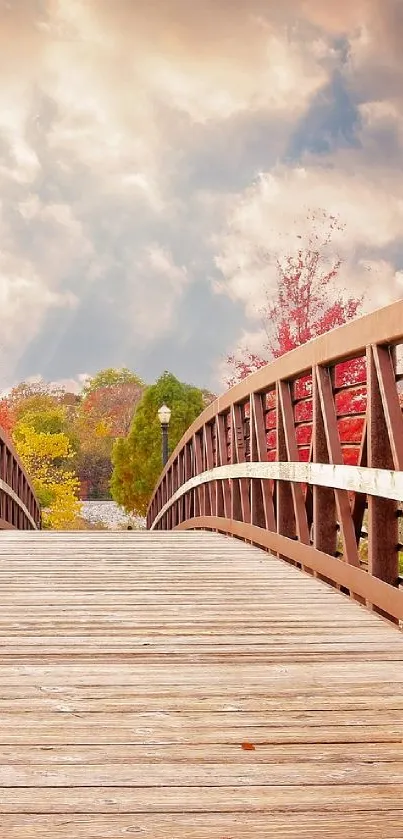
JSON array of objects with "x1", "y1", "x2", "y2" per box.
[
  {"x1": 0, "y1": 426, "x2": 41, "y2": 530},
  {"x1": 147, "y1": 300, "x2": 403, "y2": 623}
]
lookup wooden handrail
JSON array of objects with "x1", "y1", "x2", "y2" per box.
[
  {"x1": 0, "y1": 426, "x2": 41, "y2": 530},
  {"x1": 147, "y1": 300, "x2": 403, "y2": 623}
]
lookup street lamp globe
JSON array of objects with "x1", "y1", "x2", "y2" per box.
[
  {"x1": 158, "y1": 404, "x2": 171, "y2": 467},
  {"x1": 158, "y1": 404, "x2": 171, "y2": 426}
]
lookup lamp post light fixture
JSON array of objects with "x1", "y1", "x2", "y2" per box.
[{"x1": 158, "y1": 404, "x2": 171, "y2": 467}]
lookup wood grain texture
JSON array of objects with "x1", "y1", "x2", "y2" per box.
[
  {"x1": 2, "y1": 813, "x2": 403, "y2": 839},
  {"x1": 0, "y1": 530, "x2": 402, "y2": 837}
]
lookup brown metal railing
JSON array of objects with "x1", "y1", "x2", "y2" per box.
[
  {"x1": 147, "y1": 300, "x2": 403, "y2": 624},
  {"x1": 0, "y1": 426, "x2": 41, "y2": 530}
]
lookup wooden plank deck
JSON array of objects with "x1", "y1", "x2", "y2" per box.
[{"x1": 0, "y1": 530, "x2": 403, "y2": 838}]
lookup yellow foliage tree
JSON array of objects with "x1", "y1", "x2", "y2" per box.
[{"x1": 13, "y1": 421, "x2": 81, "y2": 529}]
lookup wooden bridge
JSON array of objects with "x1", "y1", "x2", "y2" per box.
[{"x1": 1, "y1": 301, "x2": 403, "y2": 837}]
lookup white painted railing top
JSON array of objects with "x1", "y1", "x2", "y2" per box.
[
  {"x1": 150, "y1": 462, "x2": 403, "y2": 530},
  {"x1": 0, "y1": 478, "x2": 38, "y2": 530}
]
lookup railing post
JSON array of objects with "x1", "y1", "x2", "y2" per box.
[
  {"x1": 250, "y1": 393, "x2": 276, "y2": 531},
  {"x1": 146, "y1": 301, "x2": 403, "y2": 624},
  {"x1": 203, "y1": 424, "x2": 215, "y2": 518},
  {"x1": 367, "y1": 346, "x2": 399, "y2": 606},
  {"x1": 184, "y1": 443, "x2": 192, "y2": 522},
  {"x1": 312, "y1": 365, "x2": 337, "y2": 583},
  {"x1": 193, "y1": 433, "x2": 203, "y2": 518},
  {"x1": 276, "y1": 382, "x2": 296, "y2": 552},
  {"x1": 217, "y1": 414, "x2": 231, "y2": 519}
]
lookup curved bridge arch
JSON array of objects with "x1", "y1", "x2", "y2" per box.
[
  {"x1": 0, "y1": 426, "x2": 41, "y2": 530},
  {"x1": 148, "y1": 299, "x2": 403, "y2": 623},
  {"x1": 1, "y1": 300, "x2": 403, "y2": 833}
]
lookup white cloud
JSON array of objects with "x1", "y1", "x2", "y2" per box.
[
  {"x1": 1, "y1": 0, "x2": 403, "y2": 392},
  {"x1": 358, "y1": 99, "x2": 403, "y2": 147},
  {"x1": 141, "y1": 27, "x2": 327, "y2": 124},
  {"x1": 0, "y1": 93, "x2": 40, "y2": 184},
  {"x1": 215, "y1": 163, "x2": 403, "y2": 327},
  {"x1": 45, "y1": 374, "x2": 90, "y2": 395},
  {"x1": 0, "y1": 259, "x2": 77, "y2": 347},
  {"x1": 0, "y1": 1, "x2": 349, "y2": 390},
  {"x1": 125, "y1": 246, "x2": 190, "y2": 339},
  {"x1": 0, "y1": 373, "x2": 90, "y2": 398},
  {"x1": 216, "y1": 325, "x2": 269, "y2": 385},
  {"x1": 0, "y1": 193, "x2": 92, "y2": 376}
]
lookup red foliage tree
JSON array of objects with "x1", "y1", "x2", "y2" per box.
[
  {"x1": 227, "y1": 211, "x2": 362, "y2": 382},
  {"x1": 0, "y1": 400, "x2": 13, "y2": 437},
  {"x1": 226, "y1": 211, "x2": 365, "y2": 462},
  {"x1": 82, "y1": 381, "x2": 144, "y2": 438},
  {"x1": 74, "y1": 381, "x2": 144, "y2": 499}
]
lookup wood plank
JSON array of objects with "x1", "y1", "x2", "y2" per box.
[
  {"x1": 2, "y1": 694, "x2": 403, "y2": 712},
  {"x1": 0, "y1": 530, "x2": 402, "y2": 837},
  {"x1": 0, "y1": 784, "x2": 403, "y2": 813},
  {"x1": 1, "y1": 742, "x2": 403, "y2": 765},
  {"x1": 2, "y1": 812, "x2": 403, "y2": 839},
  {"x1": 3, "y1": 760, "x2": 403, "y2": 786},
  {"x1": 1, "y1": 724, "x2": 403, "y2": 745},
  {"x1": 1, "y1": 709, "x2": 403, "y2": 727},
  {"x1": 1, "y1": 662, "x2": 402, "y2": 685}
]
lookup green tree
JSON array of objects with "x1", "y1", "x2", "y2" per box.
[
  {"x1": 83, "y1": 367, "x2": 144, "y2": 396},
  {"x1": 111, "y1": 371, "x2": 204, "y2": 516}
]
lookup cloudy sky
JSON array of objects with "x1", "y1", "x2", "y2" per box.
[{"x1": 1, "y1": 0, "x2": 403, "y2": 394}]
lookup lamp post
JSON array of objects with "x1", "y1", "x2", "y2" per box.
[{"x1": 158, "y1": 404, "x2": 171, "y2": 467}]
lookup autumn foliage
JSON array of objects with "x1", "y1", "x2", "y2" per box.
[
  {"x1": 226, "y1": 211, "x2": 365, "y2": 463},
  {"x1": 227, "y1": 212, "x2": 362, "y2": 381},
  {"x1": 73, "y1": 371, "x2": 145, "y2": 499},
  {"x1": 82, "y1": 381, "x2": 143, "y2": 438},
  {"x1": 13, "y1": 420, "x2": 81, "y2": 530},
  {"x1": 1, "y1": 368, "x2": 213, "y2": 527},
  {"x1": 0, "y1": 401, "x2": 13, "y2": 436},
  {"x1": 0, "y1": 370, "x2": 145, "y2": 526}
]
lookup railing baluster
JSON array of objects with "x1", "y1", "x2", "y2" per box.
[
  {"x1": 316, "y1": 365, "x2": 360, "y2": 568},
  {"x1": 147, "y1": 301, "x2": 403, "y2": 624},
  {"x1": 278, "y1": 381, "x2": 310, "y2": 545},
  {"x1": 251, "y1": 392, "x2": 276, "y2": 531},
  {"x1": 0, "y1": 427, "x2": 40, "y2": 530},
  {"x1": 217, "y1": 414, "x2": 231, "y2": 519},
  {"x1": 313, "y1": 365, "x2": 337, "y2": 586},
  {"x1": 232, "y1": 405, "x2": 251, "y2": 523},
  {"x1": 367, "y1": 346, "x2": 399, "y2": 620},
  {"x1": 276, "y1": 382, "x2": 297, "y2": 552}
]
